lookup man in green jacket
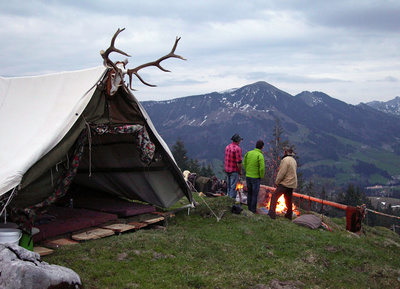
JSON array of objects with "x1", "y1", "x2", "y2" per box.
[{"x1": 243, "y1": 140, "x2": 265, "y2": 213}]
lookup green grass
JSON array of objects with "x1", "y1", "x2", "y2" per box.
[{"x1": 43, "y1": 195, "x2": 400, "y2": 289}]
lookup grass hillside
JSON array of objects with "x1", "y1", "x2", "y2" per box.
[
  {"x1": 43, "y1": 195, "x2": 400, "y2": 289},
  {"x1": 300, "y1": 135, "x2": 400, "y2": 185}
]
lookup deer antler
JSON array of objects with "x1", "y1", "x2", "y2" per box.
[
  {"x1": 126, "y1": 37, "x2": 186, "y2": 89},
  {"x1": 100, "y1": 28, "x2": 186, "y2": 93},
  {"x1": 100, "y1": 28, "x2": 131, "y2": 74}
]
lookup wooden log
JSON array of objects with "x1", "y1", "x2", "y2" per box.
[{"x1": 292, "y1": 192, "x2": 349, "y2": 210}]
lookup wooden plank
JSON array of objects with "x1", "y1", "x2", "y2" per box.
[
  {"x1": 34, "y1": 246, "x2": 54, "y2": 256},
  {"x1": 142, "y1": 216, "x2": 164, "y2": 224},
  {"x1": 99, "y1": 223, "x2": 136, "y2": 233},
  {"x1": 127, "y1": 222, "x2": 148, "y2": 229},
  {"x1": 42, "y1": 238, "x2": 79, "y2": 248},
  {"x1": 152, "y1": 211, "x2": 175, "y2": 218},
  {"x1": 71, "y1": 228, "x2": 114, "y2": 241}
]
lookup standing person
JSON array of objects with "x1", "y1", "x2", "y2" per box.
[
  {"x1": 243, "y1": 140, "x2": 265, "y2": 213},
  {"x1": 224, "y1": 134, "x2": 243, "y2": 199},
  {"x1": 268, "y1": 145, "x2": 297, "y2": 220}
]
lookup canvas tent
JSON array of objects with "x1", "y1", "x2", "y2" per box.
[{"x1": 0, "y1": 66, "x2": 193, "y2": 231}]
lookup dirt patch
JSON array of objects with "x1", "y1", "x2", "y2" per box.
[{"x1": 324, "y1": 245, "x2": 342, "y2": 252}]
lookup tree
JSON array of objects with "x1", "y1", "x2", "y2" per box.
[
  {"x1": 263, "y1": 118, "x2": 296, "y2": 186},
  {"x1": 187, "y1": 158, "x2": 201, "y2": 174},
  {"x1": 171, "y1": 137, "x2": 189, "y2": 170},
  {"x1": 339, "y1": 183, "x2": 368, "y2": 207},
  {"x1": 200, "y1": 163, "x2": 215, "y2": 177},
  {"x1": 171, "y1": 138, "x2": 215, "y2": 176}
]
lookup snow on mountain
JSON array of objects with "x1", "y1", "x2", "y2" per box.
[{"x1": 365, "y1": 96, "x2": 400, "y2": 116}]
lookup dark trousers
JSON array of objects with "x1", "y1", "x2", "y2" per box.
[
  {"x1": 268, "y1": 184, "x2": 293, "y2": 220},
  {"x1": 246, "y1": 177, "x2": 260, "y2": 213}
]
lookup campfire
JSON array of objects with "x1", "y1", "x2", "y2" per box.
[
  {"x1": 235, "y1": 183, "x2": 300, "y2": 217},
  {"x1": 235, "y1": 181, "x2": 245, "y2": 203},
  {"x1": 263, "y1": 194, "x2": 300, "y2": 216},
  {"x1": 259, "y1": 186, "x2": 300, "y2": 217},
  {"x1": 235, "y1": 182, "x2": 244, "y2": 192}
]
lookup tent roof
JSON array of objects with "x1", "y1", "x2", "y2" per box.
[
  {"x1": 0, "y1": 67, "x2": 192, "y2": 209},
  {"x1": 0, "y1": 67, "x2": 107, "y2": 196}
]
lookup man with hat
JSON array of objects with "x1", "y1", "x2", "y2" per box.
[
  {"x1": 268, "y1": 145, "x2": 298, "y2": 220},
  {"x1": 224, "y1": 134, "x2": 243, "y2": 199}
]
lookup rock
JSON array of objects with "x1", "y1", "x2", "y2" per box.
[{"x1": 0, "y1": 244, "x2": 81, "y2": 289}]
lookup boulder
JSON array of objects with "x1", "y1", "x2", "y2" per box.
[{"x1": 0, "y1": 244, "x2": 81, "y2": 289}]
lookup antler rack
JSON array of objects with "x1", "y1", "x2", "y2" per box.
[{"x1": 100, "y1": 28, "x2": 186, "y2": 92}]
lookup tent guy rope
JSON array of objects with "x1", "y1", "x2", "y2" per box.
[{"x1": 365, "y1": 208, "x2": 400, "y2": 220}]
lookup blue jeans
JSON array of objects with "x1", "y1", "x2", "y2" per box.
[
  {"x1": 246, "y1": 177, "x2": 260, "y2": 212},
  {"x1": 226, "y1": 172, "x2": 239, "y2": 199}
]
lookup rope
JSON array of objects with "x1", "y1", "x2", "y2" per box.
[
  {"x1": 366, "y1": 208, "x2": 400, "y2": 220},
  {"x1": 197, "y1": 191, "x2": 222, "y2": 221},
  {"x1": 0, "y1": 187, "x2": 17, "y2": 223},
  {"x1": 189, "y1": 185, "x2": 222, "y2": 222}
]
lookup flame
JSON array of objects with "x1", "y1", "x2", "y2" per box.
[
  {"x1": 275, "y1": 195, "x2": 287, "y2": 213},
  {"x1": 236, "y1": 182, "x2": 243, "y2": 191},
  {"x1": 264, "y1": 194, "x2": 299, "y2": 216}
]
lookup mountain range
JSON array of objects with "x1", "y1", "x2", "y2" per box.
[{"x1": 141, "y1": 81, "x2": 400, "y2": 186}]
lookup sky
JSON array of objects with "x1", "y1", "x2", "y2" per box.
[{"x1": 1, "y1": 0, "x2": 399, "y2": 105}]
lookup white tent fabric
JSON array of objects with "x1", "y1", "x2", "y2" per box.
[{"x1": 0, "y1": 67, "x2": 107, "y2": 197}]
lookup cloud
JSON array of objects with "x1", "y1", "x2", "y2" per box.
[
  {"x1": 1, "y1": 0, "x2": 400, "y2": 105},
  {"x1": 373, "y1": 76, "x2": 399, "y2": 83}
]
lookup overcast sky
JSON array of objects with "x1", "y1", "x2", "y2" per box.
[{"x1": 1, "y1": 0, "x2": 399, "y2": 105}]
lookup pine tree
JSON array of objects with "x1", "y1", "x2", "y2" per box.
[
  {"x1": 187, "y1": 158, "x2": 201, "y2": 174},
  {"x1": 200, "y1": 163, "x2": 215, "y2": 177},
  {"x1": 171, "y1": 137, "x2": 189, "y2": 170},
  {"x1": 171, "y1": 137, "x2": 215, "y2": 177}
]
